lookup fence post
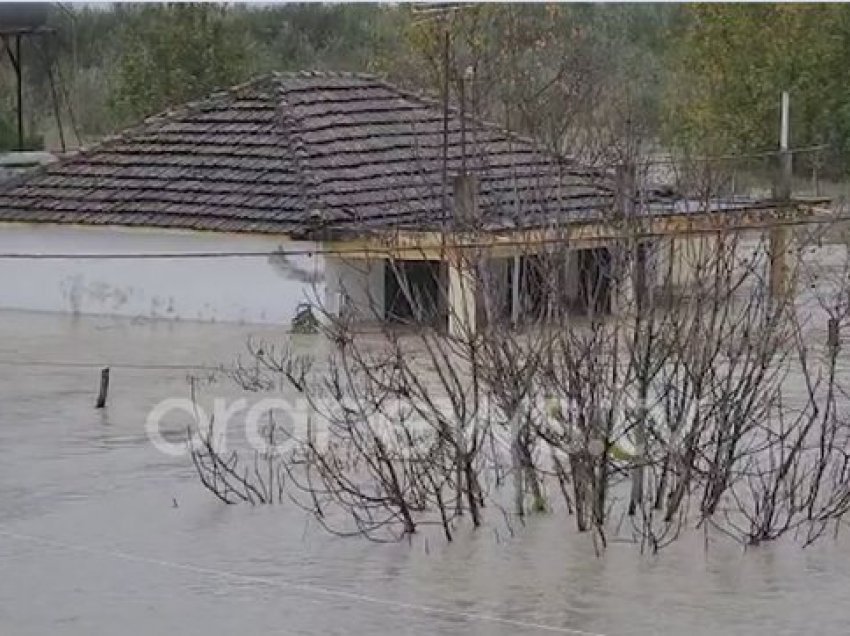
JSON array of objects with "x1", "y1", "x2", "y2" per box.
[{"x1": 95, "y1": 367, "x2": 110, "y2": 409}]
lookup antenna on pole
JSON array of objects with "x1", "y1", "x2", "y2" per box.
[{"x1": 412, "y1": 3, "x2": 472, "y2": 228}]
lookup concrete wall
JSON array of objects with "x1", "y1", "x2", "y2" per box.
[
  {"x1": 0, "y1": 223, "x2": 324, "y2": 325},
  {"x1": 661, "y1": 235, "x2": 718, "y2": 290},
  {"x1": 323, "y1": 255, "x2": 384, "y2": 322},
  {"x1": 658, "y1": 232, "x2": 768, "y2": 295}
]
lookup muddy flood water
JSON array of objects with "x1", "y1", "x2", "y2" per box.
[{"x1": 2, "y1": 308, "x2": 850, "y2": 636}]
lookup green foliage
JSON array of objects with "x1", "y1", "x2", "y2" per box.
[
  {"x1": 0, "y1": 114, "x2": 18, "y2": 151},
  {"x1": 665, "y1": 4, "x2": 850, "y2": 173},
  {"x1": 2, "y1": 3, "x2": 679, "y2": 151},
  {"x1": 290, "y1": 303, "x2": 319, "y2": 335},
  {"x1": 12, "y1": 0, "x2": 850, "y2": 173},
  {"x1": 60, "y1": 3, "x2": 396, "y2": 129},
  {"x1": 531, "y1": 493, "x2": 548, "y2": 513},
  {"x1": 234, "y1": 3, "x2": 398, "y2": 73},
  {"x1": 0, "y1": 111, "x2": 43, "y2": 151},
  {"x1": 109, "y1": 3, "x2": 255, "y2": 124},
  {"x1": 373, "y1": 4, "x2": 675, "y2": 156}
]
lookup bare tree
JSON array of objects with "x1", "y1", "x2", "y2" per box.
[{"x1": 187, "y1": 22, "x2": 850, "y2": 552}]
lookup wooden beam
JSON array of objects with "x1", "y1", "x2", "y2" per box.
[{"x1": 322, "y1": 204, "x2": 821, "y2": 261}]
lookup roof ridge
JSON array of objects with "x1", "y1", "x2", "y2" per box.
[
  {"x1": 267, "y1": 70, "x2": 606, "y2": 220},
  {"x1": 272, "y1": 70, "x2": 379, "y2": 81},
  {"x1": 270, "y1": 74, "x2": 333, "y2": 224},
  {"x1": 365, "y1": 73, "x2": 578, "y2": 168},
  {"x1": 259, "y1": 71, "x2": 592, "y2": 174}
]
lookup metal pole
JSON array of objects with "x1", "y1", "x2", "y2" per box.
[
  {"x1": 780, "y1": 91, "x2": 789, "y2": 150},
  {"x1": 770, "y1": 91, "x2": 791, "y2": 298},
  {"x1": 778, "y1": 90, "x2": 792, "y2": 200},
  {"x1": 441, "y1": 25, "x2": 450, "y2": 228}
]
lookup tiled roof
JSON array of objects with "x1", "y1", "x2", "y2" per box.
[{"x1": 0, "y1": 71, "x2": 616, "y2": 235}]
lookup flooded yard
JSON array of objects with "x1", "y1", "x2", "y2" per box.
[{"x1": 2, "y1": 308, "x2": 850, "y2": 635}]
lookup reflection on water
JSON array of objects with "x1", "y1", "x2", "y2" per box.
[{"x1": 1, "y1": 308, "x2": 850, "y2": 635}]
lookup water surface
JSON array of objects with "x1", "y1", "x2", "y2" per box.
[{"x1": 1, "y1": 309, "x2": 849, "y2": 635}]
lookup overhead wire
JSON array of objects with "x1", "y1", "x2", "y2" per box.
[{"x1": 0, "y1": 359, "x2": 220, "y2": 371}]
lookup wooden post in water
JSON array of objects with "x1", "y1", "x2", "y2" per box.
[
  {"x1": 828, "y1": 317, "x2": 841, "y2": 351},
  {"x1": 95, "y1": 367, "x2": 110, "y2": 409}
]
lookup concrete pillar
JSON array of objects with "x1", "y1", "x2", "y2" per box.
[
  {"x1": 448, "y1": 258, "x2": 477, "y2": 337},
  {"x1": 769, "y1": 227, "x2": 789, "y2": 299},
  {"x1": 634, "y1": 242, "x2": 649, "y2": 314},
  {"x1": 611, "y1": 246, "x2": 635, "y2": 317},
  {"x1": 563, "y1": 251, "x2": 579, "y2": 305},
  {"x1": 448, "y1": 172, "x2": 481, "y2": 336}
]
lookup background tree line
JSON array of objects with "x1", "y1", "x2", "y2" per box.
[{"x1": 1, "y1": 2, "x2": 849, "y2": 174}]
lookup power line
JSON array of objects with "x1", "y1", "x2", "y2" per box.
[
  {"x1": 642, "y1": 144, "x2": 829, "y2": 166},
  {"x1": 0, "y1": 359, "x2": 220, "y2": 371}
]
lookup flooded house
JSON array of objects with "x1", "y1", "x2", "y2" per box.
[{"x1": 0, "y1": 71, "x2": 815, "y2": 331}]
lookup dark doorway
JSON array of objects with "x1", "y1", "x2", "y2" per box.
[
  {"x1": 384, "y1": 260, "x2": 445, "y2": 326},
  {"x1": 515, "y1": 253, "x2": 577, "y2": 323},
  {"x1": 578, "y1": 248, "x2": 612, "y2": 315},
  {"x1": 510, "y1": 254, "x2": 572, "y2": 324},
  {"x1": 521, "y1": 255, "x2": 548, "y2": 322}
]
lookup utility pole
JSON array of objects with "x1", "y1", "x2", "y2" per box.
[
  {"x1": 777, "y1": 90, "x2": 792, "y2": 200},
  {"x1": 441, "y1": 23, "x2": 450, "y2": 229},
  {"x1": 769, "y1": 91, "x2": 792, "y2": 299}
]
